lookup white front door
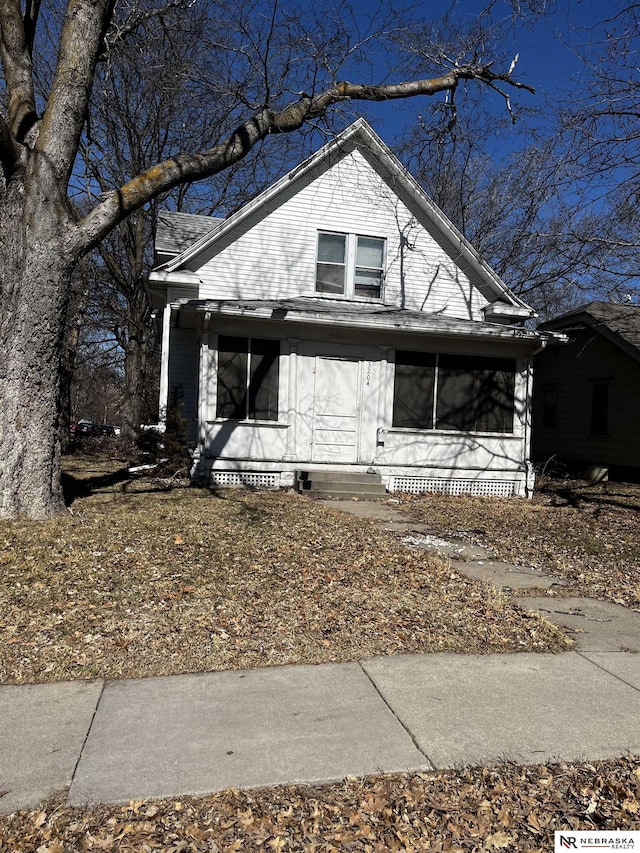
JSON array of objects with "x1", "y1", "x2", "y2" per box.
[{"x1": 312, "y1": 356, "x2": 360, "y2": 462}]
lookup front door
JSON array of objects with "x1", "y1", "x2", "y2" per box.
[{"x1": 312, "y1": 356, "x2": 360, "y2": 463}]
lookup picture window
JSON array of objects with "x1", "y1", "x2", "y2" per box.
[{"x1": 392, "y1": 351, "x2": 516, "y2": 434}]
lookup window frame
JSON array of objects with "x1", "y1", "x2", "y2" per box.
[
  {"x1": 216, "y1": 335, "x2": 280, "y2": 422},
  {"x1": 542, "y1": 384, "x2": 560, "y2": 428},
  {"x1": 315, "y1": 231, "x2": 386, "y2": 300}
]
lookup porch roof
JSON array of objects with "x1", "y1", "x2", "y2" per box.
[{"x1": 173, "y1": 297, "x2": 555, "y2": 346}]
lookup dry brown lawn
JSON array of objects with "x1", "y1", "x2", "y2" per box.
[
  {"x1": 0, "y1": 458, "x2": 569, "y2": 685},
  {"x1": 399, "y1": 478, "x2": 640, "y2": 609},
  {"x1": 1, "y1": 458, "x2": 638, "y2": 846},
  {"x1": 2, "y1": 758, "x2": 639, "y2": 850}
]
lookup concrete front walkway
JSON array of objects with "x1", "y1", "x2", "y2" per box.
[
  {"x1": 322, "y1": 498, "x2": 640, "y2": 654},
  {"x1": 1, "y1": 650, "x2": 639, "y2": 815}
]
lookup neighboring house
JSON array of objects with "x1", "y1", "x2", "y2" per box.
[
  {"x1": 532, "y1": 301, "x2": 640, "y2": 478},
  {"x1": 149, "y1": 119, "x2": 556, "y2": 497}
]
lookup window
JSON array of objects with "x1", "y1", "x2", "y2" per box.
[
  {"x1": 590, "y1": 381, "x2": 609, "y2": 437},
  {"x1": 316, "y1": 233, "x2": 346, "y2": 294},
  {"x1": 392, "y1": 351, "x2": 436, "y2": 429},
  {"x1": 316, "y1": 232, "x2": 385, "y2": 298},
  {"x1": 216, "y1": 336, "x2": 279, "y2": 421},
  {"x1": 542, "y1": 385, "x2": 559, "y2": 427},
  {"x1": 437, "y1": 355, "x2": 515, "y2": 433},
  {"x1": 392, "y1": 351, "x2": 516, "y2": 434}
]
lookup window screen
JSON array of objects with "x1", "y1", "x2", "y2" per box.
[
  {"x1": 248, "y1": 338, "x2": 280, "y2": 420},
  {"x1": 217, "y1": 336, "x2": 248, "y2": 420},
  {"x1": 393, "y1": 351, "x2": 516, "y2": 434},
  {"x1": 436, "y1": 355, "x2": 477, "y2": 431},
  {"x1": 217, "y1": 336, "x2": 279, "y2": 420},
  {"x1": 392, "y1": 351, "x2": 436, "y2": 429},
  {"x1": 437, "y1": 355, "x2": 515, "y2": 433}
]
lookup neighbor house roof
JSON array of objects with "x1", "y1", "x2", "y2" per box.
[
  {"x1": 539, "y1": 301, "x2": 640, "y2": 363},
  {"x1": 154, "y1": 119, "x2": 534, "y2": 318}
]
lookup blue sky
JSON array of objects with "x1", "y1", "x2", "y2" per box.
[{"x1": 352, "y1": 0, "x2": 617, "y2": 156}]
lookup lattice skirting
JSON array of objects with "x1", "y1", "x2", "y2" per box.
[
  {"x1": 210, "y1": 471, "x2": 280, "y2": 489},
  {"x1": 389, "y1": 476, "x2": 518, "y2": 497}
]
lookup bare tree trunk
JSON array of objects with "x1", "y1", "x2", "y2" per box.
[
  {"x1": 0, "y1": 174, "x2": 72, "y2": 519},
  {"x1": 60, "y1": 278, "x2": 90, "y2": 451},
  {"x1": 121, "y1": 291, "x2": 150, "y2": 438}
]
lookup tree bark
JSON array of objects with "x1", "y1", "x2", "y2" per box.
[
  {"x1": 120, "y1": 282, "x2": 151, "y2": 438},
  {"x1": 0, "y1": 170, "x2": 73, "y2": 518}
]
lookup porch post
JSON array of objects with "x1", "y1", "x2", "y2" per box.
[
  {"x1": 377, "y1": 346, "x2": 391, "y2": 429},
  {"x1": 158, "y1": 304, "x2": 174, "y2": 427},
  {"x1": 283, "y1": 338, "x2": 300, "y2": 461},
  {"x1": 197, "y1": 312, "x2": 212, "y2": 464}
]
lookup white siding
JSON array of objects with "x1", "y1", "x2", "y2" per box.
[{"x1": 192, "y1": 150, "x2": 488, "y2": 321}]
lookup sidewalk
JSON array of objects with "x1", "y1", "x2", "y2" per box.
[
  {"x1": 2, "y1": 498, "x2": 639, "y2": 816},
  {"x1": 1, "y1": 649, "x2": 640, "y2": 815}
]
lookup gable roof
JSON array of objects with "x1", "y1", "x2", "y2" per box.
[
  {"x1": 539, "y1": 301, "x2": 640, "y2": 362},
  {"x1": 155, "y1": 211, "x2": 224, "y2": 260},
  {"x1": 155, "y1": 119, "x2": 533, "y2": 318}
]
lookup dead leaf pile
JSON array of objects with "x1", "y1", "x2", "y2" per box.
[
  {"x1": 0, "y1": 480, "x2": 569, "y2": 684},
  {"x1": 401, "y1": 479, "x2": 640, "y2": 608},
  {"x1": 2, "y1": 758, "x2": 639, "y2": 851}
]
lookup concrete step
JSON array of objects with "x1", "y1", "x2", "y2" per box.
[
  {"x1": 297, "y1": 470, "x2": 382, "y2": 485},
  {"x1": 299, "y1": 478, "x2": 386, "y2": 493},
  {"x1": 304, "y1": 486, "x2": 388, "y2": 499},
  {"x1": 297, "y1": 470, "x2": 387, "y2": 499}
]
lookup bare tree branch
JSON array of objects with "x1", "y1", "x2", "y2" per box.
[
  {"x1": 36, "y1": 0, "x2": 113, "y2": 183},
  {"x1": 103, "y1": 0, "x2": 191, "y2": 54},
  {"x1": 72, "y1": 63, "x2": 533, "y2": 253},
  {"x1": 0, "y1": 108, "x2": 21, "y2": 176},
  {"x1": 0, "y1": 0, "x2": 37, "y2": 141},
  {"x1": 23, "y1": 0, "x2": 41, "y2": 58}
]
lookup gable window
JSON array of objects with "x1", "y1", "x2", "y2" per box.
[
  {"x1": 316, "y1": 232, "x2": 385, "y2": 298},
  {"x1": 392, "y1": 351, "x2": 516, "y2": 434},
  {"x1": 590, "y1": 381, "x2": 609, "y2": 437},
  {"x1": 216, "y1": 336, "x2": 279, "y2": 421}
]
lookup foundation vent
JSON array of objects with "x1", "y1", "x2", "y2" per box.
[
  {"x1": 389, "y1": 477, "x2": 517, "y2": 498},
  {"x1": 210, "y1": 471, "x2": 280, "y2": 489}
]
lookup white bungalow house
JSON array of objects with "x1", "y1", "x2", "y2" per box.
[{"x1": 149, "y1": 119, "x2": 553, "y2": 497}]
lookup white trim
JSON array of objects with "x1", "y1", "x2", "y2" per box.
[
  {"x1": 158, "y1": 304, "x2": 173, "y2": 425},
  {"x1": 149, "y1": 270, "x2": 201, "y2": 285}
]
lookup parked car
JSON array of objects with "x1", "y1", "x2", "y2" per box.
[
  {"x1": 70, "y1": 420, "x2": 117, "y2": 438},
  {"x1": 74, "y1": 419, "x2": 97, "y2": 435},
  {"x1": 96, "y1": 424, "x2": 116, "y2": 436}
]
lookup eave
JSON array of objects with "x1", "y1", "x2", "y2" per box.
[{"x1": 171, "y1": 297, "x2": 551, "y2": 349}]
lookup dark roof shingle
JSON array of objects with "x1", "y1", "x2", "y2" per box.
[
  {"x1": 155, "y1": 211, "x2": 223, "y2": 257},
  {"x1": 540, "y1": 300, "x2": 640, "y2": 358}
]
